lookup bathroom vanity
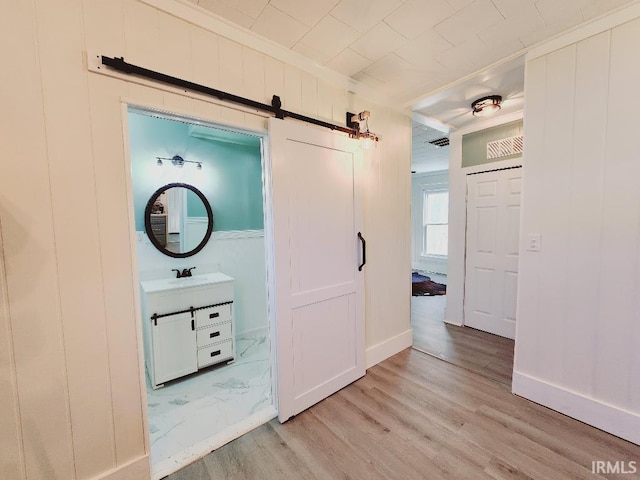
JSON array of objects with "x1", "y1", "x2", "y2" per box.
[{"x1": 140, "y1": 272, "x2": 235, "y2": 389}]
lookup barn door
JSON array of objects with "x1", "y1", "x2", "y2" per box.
[{"x1": 268, "y1": 118, "x2": 365, "y2": 422}]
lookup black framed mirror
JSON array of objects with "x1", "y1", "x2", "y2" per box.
[{"x1": 144, "y1": 183, "x2": 213, "y2": 258}]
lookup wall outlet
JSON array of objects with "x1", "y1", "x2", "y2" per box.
[
  {"x1": 527, "y1": 234, "x2": 541, "y2": 252},
  {"x1": 136, "y1": 231, "x2": 144, "y2": 243}
]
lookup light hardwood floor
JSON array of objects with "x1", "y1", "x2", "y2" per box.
[
  {"x1": 167, "y1": 348, "x2": 640, "y2": 480},
  {"x1": 412, "y1": 294, "x2": 515, "y2": 387}
]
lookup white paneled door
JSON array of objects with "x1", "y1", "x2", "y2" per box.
[
  {"x1": 464, "y1": 167, "x2": 522, "y2": 339},
  {"x1": 269, "y1": 118, "x2": 365, "y2": 422}
]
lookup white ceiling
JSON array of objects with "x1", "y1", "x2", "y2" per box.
[
  {"x1": 412, "y1": 121, "x2": 449, "y2": 173},
  {"x1": 185, "y1": 0, "x2": 634, "y2": 173},
  {"x1": 187, "y1": 0, "x2": 635, "y2": 113},
  {"x1": 413, "y1": 55, "x2": 525, "y2": 129}
]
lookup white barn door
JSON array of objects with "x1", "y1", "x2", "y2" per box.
[
  {"x1": 268, "y1": 118, "x2": 365, "y2": 422},
  {"x1": 464, "y1": 167, "x2": 521, "y2": 339}
]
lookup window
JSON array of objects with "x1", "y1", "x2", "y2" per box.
[{"x1": 422, "y1": 190, "x2": 449, "y2": 256}]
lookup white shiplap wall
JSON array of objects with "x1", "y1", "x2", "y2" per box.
[
  {"x1": 0, "y1": 1, "x2": 411, "y2": 479},
  {"x1": 514, "y1": 8, "x2": 640, "y2": 445}
]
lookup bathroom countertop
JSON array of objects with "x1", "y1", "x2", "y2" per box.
[{"x1": 141, "y1": 272, "x2": 234, "y2": 294}]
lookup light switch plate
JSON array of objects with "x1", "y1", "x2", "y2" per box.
[{"x1": 527, "y1": 234, "x2": 541, "y2": 252}]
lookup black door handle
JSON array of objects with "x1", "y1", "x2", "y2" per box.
[{"x1": 358, "y1": 232, "x2": 366, "y2": 271}]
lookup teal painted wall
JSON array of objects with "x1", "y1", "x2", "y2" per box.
[
  {"x1": 187, "y1": 189, "x2": 206, "y2": 217},
  {"x1": 461, "y1": 119, "x2": 523, "y2": 168},
  {"x1": 128, "y1": 112, "x2": 263, "y2": 232}
]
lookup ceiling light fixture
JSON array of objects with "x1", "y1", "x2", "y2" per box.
[
  {"x1": 471, "y1": 95, "x2": 502, "y2": 117},
  {"x1": 347, "y1": 111, "x2": 379, "y2": 149},
  {"x1": 156, "y1": 155, "x2": 203, "y2": 170}
]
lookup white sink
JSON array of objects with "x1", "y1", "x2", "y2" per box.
[{"x1": 141, "y1": 272, "x2": 234, "y2": 293}]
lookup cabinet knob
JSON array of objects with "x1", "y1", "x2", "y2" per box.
[
  {"x1": 210, "y1": 350, "x2": 221, "y2": 357},
  {"x1": 210, "y1": 331, "x2": 220, "y2": 338},
  {"x1": 209, "y1": 312, "x2": 219, "y2": 319}
]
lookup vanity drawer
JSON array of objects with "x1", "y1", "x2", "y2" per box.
[
  {"x1": 195, "y1": 303, "x2": 232, "y2": 328},
  {"x1": 153, "y1": 234, "x2": 166, "y2": 246},
  {"x1": 197, "y1": 340, "x2": 233, "y2": 368},
  {"x1": 196, "y1": 322, "x2": 232, "y2": 347}
]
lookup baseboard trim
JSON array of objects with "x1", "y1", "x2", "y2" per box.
[
  {"x1": 151, "y1": 405, "x2": 277, "y2": 480},
  {"x1": 512, "y1": 371, "x2": 640, "y2": 446},
  {"x1": 90, "y1": 455, "x2": 150, "y2": 480},
  {"x1": 366, "y1": 328, "x2": 413, "y2": 369}
]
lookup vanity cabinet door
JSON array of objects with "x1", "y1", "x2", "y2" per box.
[{"x1": 152, "y1": 312, "x2": 197, "y2": 385}]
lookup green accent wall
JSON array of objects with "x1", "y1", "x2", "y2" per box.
[
  {"x1": 461, "y1": 119, "x2": 523, "y2": 168},
  {"x1": 186, "y1": 189, "x2": 206, "y2": 217},
  {"x1": 128, "y1": 112, "x2": 264, "y2": 232}
]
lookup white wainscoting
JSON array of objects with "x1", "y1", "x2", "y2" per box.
[
  {"x1": 137, "y1": 230, "x2": 268, "y2": 334},
  {"x1": 184, "y1": 216, "x2": 208, "y2": 252},
  {"x1": 413, "y1": 255, "x2": 448, "y2": 275}
]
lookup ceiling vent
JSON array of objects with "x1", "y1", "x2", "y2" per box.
[
  {"x1": 487, "y1": 135, "x2": 523, "y2": 159},
  {"x1": 428, "y1": 137, "x2": 450, "y2": 147}
]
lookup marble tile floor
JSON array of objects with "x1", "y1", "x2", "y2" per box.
[{"x1": 146, "y1": 328, "x2": 273, "y2": 469}]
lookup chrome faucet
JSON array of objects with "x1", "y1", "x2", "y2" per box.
[{"x1": 172, "y1": 267, "x2": 196, "y2": 278}]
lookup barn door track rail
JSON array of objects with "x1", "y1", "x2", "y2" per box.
[{"x1": 100, "y1": 55, "x2": 358, "y2": 136}]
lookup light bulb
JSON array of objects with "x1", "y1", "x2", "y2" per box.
[{"x1": 362, "y1": 137, "x2": 376, "y2": 150}]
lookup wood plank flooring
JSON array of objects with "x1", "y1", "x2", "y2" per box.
[
  {"x1": 412, "y1": 294, "x2": 515, "y2": 386},
  {"x1": 166, "y1": 348, "x2": 640, "y2": 480}
]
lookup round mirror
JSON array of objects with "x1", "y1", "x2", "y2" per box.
[{"x1": 144, "y1": 183, "x2": 213, "y2": 258}]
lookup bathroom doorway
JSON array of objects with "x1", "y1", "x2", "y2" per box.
[{"x1": 125, "y1": 106, "x2": 276, "y2": 479}]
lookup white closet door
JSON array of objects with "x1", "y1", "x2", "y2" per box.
[
  {"x1": 269, "y1": 118, "x2": 365, "y2": 422},
  {"x1": 464, "y1": 167, "x2": 521, "y2": 339}
]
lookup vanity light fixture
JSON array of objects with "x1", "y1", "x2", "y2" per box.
[
  {"x1": 156, "y1": 155, "x2": 203, "y2": 170},
  {"x1": 346, "y1": 111, "x2": 380, "y2": 149},
  {"x1": 471, "y1": 95, "x2": 502, "y2": 117}
]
